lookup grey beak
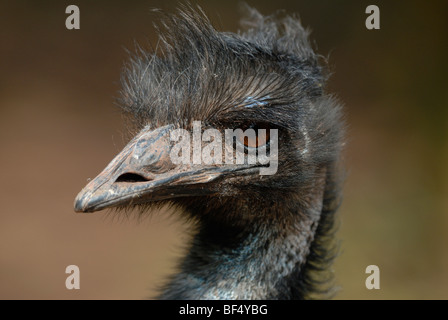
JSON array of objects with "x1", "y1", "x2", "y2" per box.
[{"x1": 74, "y1": 124, "x2": 254, "y2": 213}]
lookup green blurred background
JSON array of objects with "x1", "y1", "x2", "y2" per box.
[{"x1": 0, "y1": 0, "x2": 447, "y2": 299}]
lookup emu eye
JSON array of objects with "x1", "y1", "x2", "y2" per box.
[{"x1": 235, "y1": 122, "x2": 271, "y2": 149}]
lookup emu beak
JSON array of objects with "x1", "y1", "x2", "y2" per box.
[{"x1": 74, "y1": 124, "x2": 255, "y2": 213}]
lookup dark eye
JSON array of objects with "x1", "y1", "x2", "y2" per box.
[{"x1": 235, "y1": 122, "x2": 271, "y2": 149}]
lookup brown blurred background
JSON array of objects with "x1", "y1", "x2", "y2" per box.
[{"x1": 0, "y1": 0, "x2": 447, "y2": 299}]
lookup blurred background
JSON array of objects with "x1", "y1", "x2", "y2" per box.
[{"x1": 0, "y1": 0, "x2": 447, "y2": 299}]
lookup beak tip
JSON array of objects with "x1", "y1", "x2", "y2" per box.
[
  {"x1": 74, "y1": 191, "x2": 92, "y2": 213},
  {"x1": 74, "y1": 198, "x2": 85, "y2": 213}
]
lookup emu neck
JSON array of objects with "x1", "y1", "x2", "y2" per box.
[{"x1": 160, "y1": 181, "x2": 326, "y2": 299}]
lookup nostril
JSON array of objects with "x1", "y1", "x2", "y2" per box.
[{"x1": 115, "y1": 173, "x2": 150, "y2": 183}]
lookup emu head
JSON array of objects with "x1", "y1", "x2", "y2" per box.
[{"x1": 74, "y1": 6, "x2": 343, "y2": 226}]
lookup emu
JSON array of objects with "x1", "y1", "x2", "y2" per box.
[{"x1": 74, "y1": 5, "x2": 344, "y2": 300}]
